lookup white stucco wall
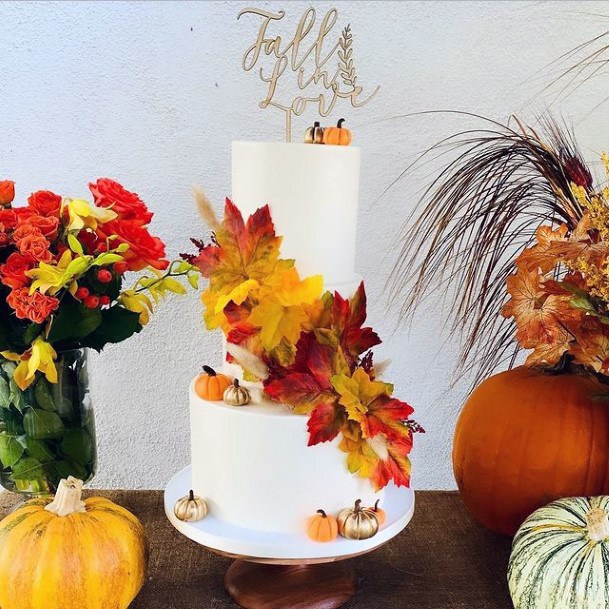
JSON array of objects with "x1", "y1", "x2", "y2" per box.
[{"x1": 0, "y1": 1, "x2": 607, "y2": 490}]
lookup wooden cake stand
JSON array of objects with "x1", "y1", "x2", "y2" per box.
[{"x1": 165, "y1": 465, "x2": 415, "y2": 609}]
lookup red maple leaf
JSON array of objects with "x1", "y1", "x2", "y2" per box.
[
  {"x1": 371, "y1": 437, "x2": 413, "y2": 489},
  {"x1": 307, "y1": 402, "x2": 347, "y2": 445},
  {"x1": 331, "y1": 283, "x2": 381, "y2": 364}
]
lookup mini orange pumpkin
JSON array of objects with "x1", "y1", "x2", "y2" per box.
[
  {"x1": 365, "y1": 499, "x2": 386, "y2": 526},
  {"x1": 323, "y1": 118, "x2": 352, "y2": 146},
  {"x1": 194, "y1": 365, "x2": 232, "y2": 400},
  {"x1": 307, "y1": 509, "x2": 338, "y2": 542}
]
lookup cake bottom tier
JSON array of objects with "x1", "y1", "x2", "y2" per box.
[{"x1": 189, "y1": 382, "x2": 383, "y2": 534}]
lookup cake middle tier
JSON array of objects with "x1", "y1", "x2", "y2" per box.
[
  {"x1": 190, "y1": 381, "x2": 383, "y2": 534},
  {"x1": 232, "y1": 141, "x2": 361, "y2": 285}
]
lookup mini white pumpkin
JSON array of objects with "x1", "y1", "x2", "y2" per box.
[{"x1": 508, "y1": 496, "x2": 609, "y2": 609}]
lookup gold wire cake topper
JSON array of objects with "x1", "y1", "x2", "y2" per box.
[{"x1": 238, "y1": 7, "x2": 380, "y2": 142}]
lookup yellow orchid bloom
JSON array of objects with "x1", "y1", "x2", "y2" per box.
[
  {"x1": 119, "y1": 290, "x2": 153, "y2": 325},
  {"x1": 65, "y1": 198, "x2": 117, "y2": 231},
  {"x1": 1, "y1": 337, "x2": 58, "y2": 390},
  {"x1": 26, "y1": 250, "x2": 89, "y2": 295}
]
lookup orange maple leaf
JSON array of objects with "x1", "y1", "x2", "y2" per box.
[{"x1": 502, "y1": 264, "x2": 580, "y2": 360}]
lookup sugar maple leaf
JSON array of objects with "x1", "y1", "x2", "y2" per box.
[
  {"x1": 339, "y1": 421, "x2": 413, "y2": 490},
  {"x1": 330, "y1": 367, "x2": 393, "y2": 426},
  {"x1": 248, "y1": 268, "x2": 323, "y2": 351},
  {"x1": 315, "y1": 283, "x2": 381, "y2": 364},
  {"x1": 362, "y1": 393, "x2": 415, "y2": 442},
  {"x1": 307, "y1": 402, "x2": 347, "y2": 445},
  {"x1": 194, "y1": 199, "x2": 287, "y2": 330},
  {"x1": 264, "y1": 337, "x2": 347, "y2": 415},
  {"x1": 193, "y1": 199, "x2": 282, "y2": 287}
]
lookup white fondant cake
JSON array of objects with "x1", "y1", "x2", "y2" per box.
[
  {"x1": 190, "y1": 141, "x2": 384, "y2": 535},
  {"x1": 190, "y1": 385, "x2": 382, "y2": 533}
]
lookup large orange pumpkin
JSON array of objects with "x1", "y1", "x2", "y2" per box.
[{"x1": 453, "y1": 366, "x2": 609, "y2": 536}]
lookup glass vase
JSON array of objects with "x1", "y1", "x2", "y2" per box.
[{"x1": 0, "y1": 349, "x2": 96, "y2": 495}]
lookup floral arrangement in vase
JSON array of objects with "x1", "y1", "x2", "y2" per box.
[
  {"x1": 185, "y1": 197, "x2": 423, "y2": 491},
  {"x1": 0, "y1": 178, "x2": 197, "y2": 494},
  {"x1": 391, "y1": 116, "x2": 609, "y2": 535}
]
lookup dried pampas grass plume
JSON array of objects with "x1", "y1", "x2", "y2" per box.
[
  {"x1": 225, "y1": 342, "x2": 270, "y2": 381},
  {"x1": 193, "y1": 186, "x2": 221, "y2": 231}
]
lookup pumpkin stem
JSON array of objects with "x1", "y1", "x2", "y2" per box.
[
  {"x1": 337, "y1": 118, "x2": 345, "y2": 128},
  {"x1": 233, "y1": 378, "x2": 240, "y2": 387},
  {"x1": 316, "y1": 509, "x2": 327, "y2": 518},
  {"x1": 586, "y1": 507, "x2": 609, "y2": 542},
  {"x1": 44, "y1": 477, "x2": 87, "y2": 517},
  {"x1": 189, "y1": 489, "x2": 195, "y2": 501},
  {"x1": 202, "y1": 365, "x2": 217, "y2": 376},
  {"x1": 374, "y1": 499, "x2": 380, "y2": 512},
  {"x1": 314, "y1": 121, "x2": 320, "y2": 128},
  {"x1": 354, "y1": 499, "x2": 362, "y2": 512}
]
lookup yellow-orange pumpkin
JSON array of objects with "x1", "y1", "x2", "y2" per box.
[
  {"x1": 0, "y1": 477, "x2": 148, "y2": 609},
  {"x1": 453, "y1": 367, "x2": 609, "y2": 536},
  {"x1": 323, "y1": 118, "x2": 352, "y2": 146},
  {"x1": 307, "y1": 509, "x2": 338, "y2": 542},
  {"x1": 195, "y1": 365, "x2": 232, "y2": 400}
]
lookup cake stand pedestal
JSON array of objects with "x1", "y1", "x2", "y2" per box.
[
  {"x1": 165, "y1": 466, "x2": 415, "y2": 609},
  {"x1": 224, "y1": 560, "x2": 356, "y2": 609}
]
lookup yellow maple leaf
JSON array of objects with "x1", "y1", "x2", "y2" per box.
[
  {"x1": 248, "y1": 299, "x2": 309, "y2": 351},
  {"x1": 338, "y1": 421, "x2": 379, "y2": 479},
  {"x1": 330, "y1": 367, "x2": 393, "y2": 426}
]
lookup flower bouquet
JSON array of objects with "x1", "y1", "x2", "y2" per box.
[
  {"x1": 392, "y1": 117, "x2": 609, "y2": 534},
  {"x1": 0, "y1": 178, "x2": 197, "y2": 494}
]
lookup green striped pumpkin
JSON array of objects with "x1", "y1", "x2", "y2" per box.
[{"x1": 508, "y1": 496, "x2": 609, "y2": 609}]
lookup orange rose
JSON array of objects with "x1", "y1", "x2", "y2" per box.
[
  {"x1": 7, "y1": 287, "x2": 59, "y2": 323},
  {"x1": 28, "y1": 190, "x2": 62, "y2": 217},
  {"x1": 101, "y1": 220, "x2": 168, "y2": 271},
  {"x1": 21, "y1": 214, "x2": 59, "y2": 240},
  {"x1": 0, "y1": 253, "x2": 35, "y2": 289},
  {"x1": 0, "y1": 209, "x2": 18, "y2": 231},
  {"x1": 89, "y1": 178, "x2": 153, "y2": 225},
  {"x1": 0, "y1": 181, "x2": 15, "y2": 207}
]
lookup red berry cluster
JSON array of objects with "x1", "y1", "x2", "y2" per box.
[{"x1": 76, "y1": 262, "x2": 127, "y2": 309}]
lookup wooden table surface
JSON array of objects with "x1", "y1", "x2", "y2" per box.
[{"x1": 0, "y1": 490, "x2": 513, "y2": 609}]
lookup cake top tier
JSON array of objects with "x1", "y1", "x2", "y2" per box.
[{"x1": 231, "y1": 142, "x2": 360, "y2": 287}]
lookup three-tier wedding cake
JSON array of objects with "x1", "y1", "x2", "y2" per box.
[{"x1": 186, "y1": 133, "x2": 419, "y2": 544}]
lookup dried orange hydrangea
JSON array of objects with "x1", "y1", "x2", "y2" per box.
[{"x1": 502, "y1": 154, "x2": 609, "y2": 374}]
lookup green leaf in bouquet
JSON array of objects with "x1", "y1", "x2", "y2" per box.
[
  {"x1": 10, "y1": 456, "x2": 43, "y2": 480},
  {"x1": 0, "y1": 433, "x2": 24, "y2": 467},
  {"x1": 2, "y1": 407, "x2": 24, "y2": 435},
  {"x1": 9, "y1": 378, "x2": 26, "y2": 412},
  {"x1": 67, "y1": 233, "x2": 84, "y2": 255},
  {"x1": 0, "y1": 375, "x2": 10, "y2": 409},
  {"x1": 92, "y1": 253, "x2": 123, "y2": 267},
  {"x1": 54, "y1": 459, "x2": 88, "y2": 480},
  {"x1": 1, "y1": 360, "x2": 16, "y2": 380},
  {"x1": 60, "y1": 428, "x2": 93, "y2": 464},
  {"x1": 82, "y1": 305, "x2": 142, "y2": 351},
  {"x1": 34, "y1": 378, "x2": 55, "y2": 411},
  {"x1": 23, "y1": 437, "x2": 56, "y2": 463},
  {"x1": 23, "y1": 408, "x2": 64, "y2": 439},
  {"x1": 23, "y1": 323, "x2": 42, "y2": 345},
  {"x1": 47, "y1": 299, "x2": 102, "y2": 343}
]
